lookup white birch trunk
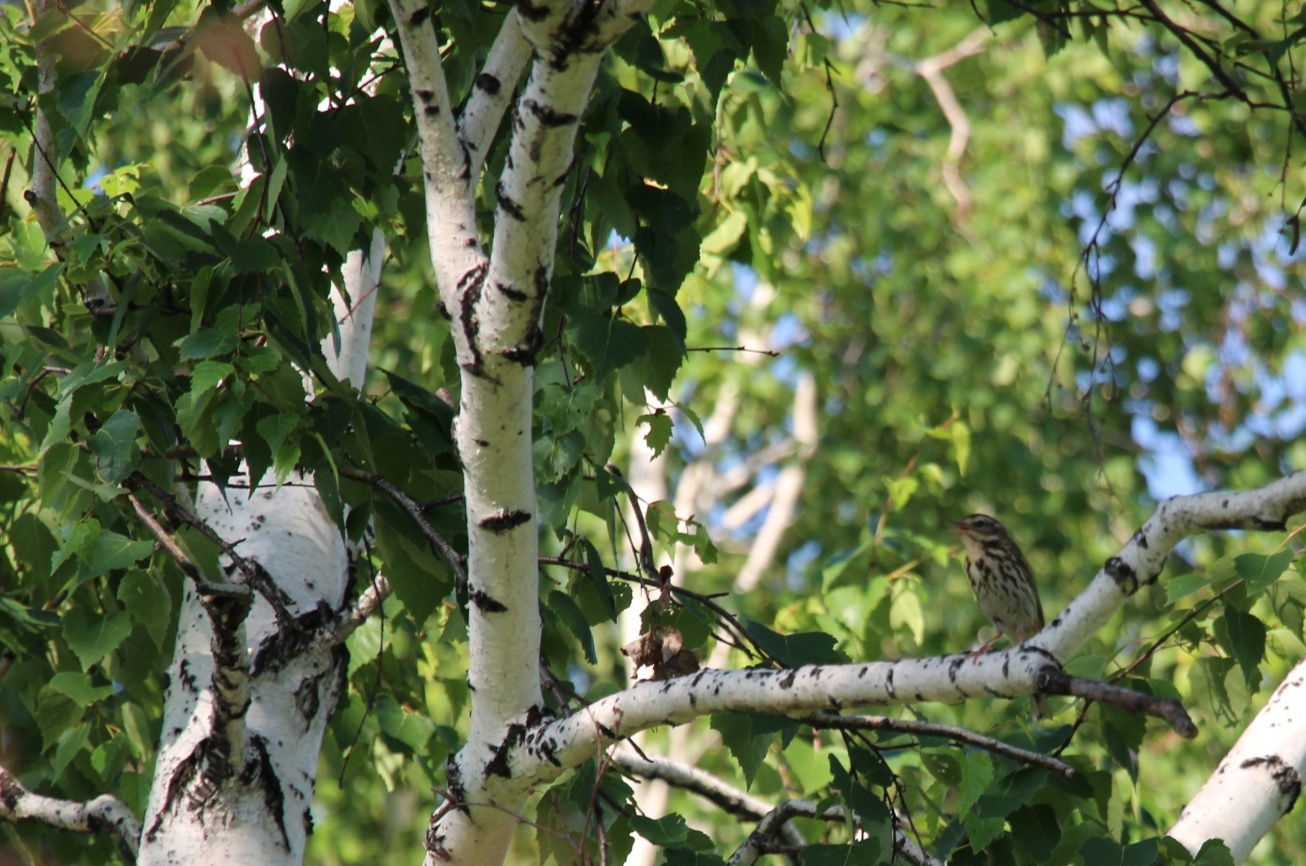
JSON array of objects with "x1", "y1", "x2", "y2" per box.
[{"x1": 1169, "y1": 655, "x2": 1306, "y2": 863}]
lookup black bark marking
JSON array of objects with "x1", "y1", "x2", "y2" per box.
[
  {"x1": 496, "y1": 280, "x2": 529, "y2": 303},
  {"x1": 424, "y1": 105, "x2": 441, "y2": 117},
  {"x1": 294, "y1": 669, "x2": 328, "y2": 730},
  {"x1": 469, "y1": 588, "x2": 507, "y2": 612},
  {"x1": 457, "y1": 262, "x2": 489, "y2": 377},
  {"x1": 501, "y1": 343, "x2": 540, "y2": 367},
  {"x1": 458, "y1": 139, "x2": 474, "y2": 180},
  {"x1": 251, "y1": 602, "x2": 333, "y2": 676},
  {"x1": 416, "y1": 88, "x2": 435, "y2": 103},
  {"x1": 480, "y1": 509, "x2": 531, "y2": 532},
  {"x1": 475, "y1": 73, "x2": 501, "y2": 94},
  {"x1": 245, "y1": 734, "x2": 291, "y2": 851},
  {"x1": 1133, "y1": 528, "x2": 1149, "y2": 549},
  {"x1": 179, "y1": 658, "x2": 198, "y2": 693},
  {"x1": 486, "y1": 723, "x2": 526, "y2": 778},
  {"x1": 1242, "y1": 755, "x2": 1301, "y2": 809},
  {"x1": 0, "y1": 774, "x2": 17, "y2": 812},
  {"x1": 495, "y1": 181, "x2": 526, "y2": 222},
  {"x1": 885, "y1": 667, "x2": 895, "y2": 698},
  {"x1": 539, "y1": 739, "x2": 561, "y2": 766},
  {"x1": 1106, "y1": 556, "x2": 1138, "y2": 594},
  {"x1": 522, "y1": 98, "x2": 578, "y2": 128},
  {"x1": 408, "y1": 6, "x2": 431, "y2": 27},
  {"x1": 550, "y1": 5, "x2": 603, "y2": 66},
  {"x1": 779, "y1": 669, "x2": 796, "y2": 689}
]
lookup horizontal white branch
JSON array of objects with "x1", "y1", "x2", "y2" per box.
[
  {"x1": 0, "y1": 765, "x2": 141, "y2": 860},
  {"x1": 1037, "y1": 471, "x2": 1306, "y2": 661},
  {"x1": 488, "y1": 472, "x2": 1306, "y2": 790}
]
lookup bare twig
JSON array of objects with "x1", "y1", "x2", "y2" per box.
[
  {"x1": 124, "y1": 475, "x2": 298, "y2": 628},
  {"x1": 337, "y1": 467, "x2": 467, "y2": 591},
  {"x1": 803, "y1": 710, "x2": 1075, "y2": 777},
  {"x1": 1039, "y1": 667, "x2": 1197, "y2": 738}
]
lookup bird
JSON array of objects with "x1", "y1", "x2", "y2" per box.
[{"x1": 951, "y1": 513, "x2": 1052, "y2": 719}]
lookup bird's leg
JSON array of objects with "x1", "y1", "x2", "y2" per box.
[{"x1": 967, "y1": 632, "x2": 1003, "y2": 662}]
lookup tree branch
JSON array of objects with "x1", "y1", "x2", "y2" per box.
[
  {"x1": 1037, "y1": 471, "x2": 1306, "y2": 661},
  {"x1": 1169, "y1": 655, "x2": 1306, "y2": 861},
  {"x1": 128, "y1": 494, "x2": 253, "y2": 766},
  {"x1": 0, "y1": 765, "x2": 142, "y2": 863},
  {"x1": 458, "y1": 12, "x2": 531, "y2": 181},
  {"x1": 338, "y1": 467, "x2": 467, "y2": 589},
  {"x1": 803, "y1": 711, "x2": 1075, "y2": 776},
  {"x1": 124, "y1": 475, "x2": 299, "y2": 629},
  {"x1": 496, "y1": 473, "x2": 1306, "y2": 793}
]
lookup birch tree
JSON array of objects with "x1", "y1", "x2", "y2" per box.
[{"x1": 3, "y1": 0, "x2": 1306, "y2": 865}]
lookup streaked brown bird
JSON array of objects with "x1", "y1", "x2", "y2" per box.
[{"x1": 951, "y1": 513, "x2": 1051, "y2": 719}]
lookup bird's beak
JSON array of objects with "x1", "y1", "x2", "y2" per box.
[{"x1": 950, "y1": 519, "x2": 969, "y2": 535}]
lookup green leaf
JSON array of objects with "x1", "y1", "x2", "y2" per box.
[
  {"x1": 951, "y1": 422, "x2": 971, "y2": 476},
  {"x1": 1219, "y1": 603, "x2": 1266, "y2": 687},
  {"x1": 121, "y1": 701, "x2": 153, "y2": 761},
  {"x1": 630, "y1": 814, "x2": 696, "y2": 848},
  {"x1": 1079, "y1": 836, "x2": 1159, "y2": 866},
  {"x1": 1193, "y1": 837, "x2": 1235, "y2": 866},
  {"x1": 87, "y1": 409, "x2": 141, "y2": 484},
  {"x1": 52, "y1": 723, "x2": 91, "y2": 782},
  {"x1": 568, "y1": 314, "x2": 648, "y2": 378},
  {"x1": 548, "y1": 590, "x2": 597, "y2": 664},
  {"x1": 83, "y1": 531, "x2": 156, "y2": 579},
  {"x1": 1009, "y1": 804, "x2": 1060, "y2": 861},
  {"x1": 710, "y1": 713, "x2": 771, "y2": 788},
  {"x1": 47, "y1": 671, "x2": 115, "y2": 705},
  {"x1": 62, "y1": 609, "x2": 133, "y2": 670},
  {"x1": 191, "y1": 360, "x2": 235, "y2": 394},
  {"x1": 51, "y1": 517, "x2": 97, "y2": 578},
  {"x1": 962, "y1": 812, "x2": 1006, "y2": 852},
  {"x1": 976, "y1": 766, "x2": 1045, "y2": 817},
  {"x1": 959, "y1": 752, "x2": 994, "y2": 812},
  {"x1": 1166, "y1": 571, "x2": 1212, "y2": 604},
  {"x1": 196, "y1": 8, "x2": 260, "y2": 80},
  {"x1": 638, "y1": 411, "x2": 673, "y2": 457},
  {"x1": 921, "y1": 750, "x2": 962, "y2": 787},
  {"x1": 337, "y1": 95, "x2": 408, "y2": 171},
  {"x1": 257, "y1": 413, "x2": 300, "y2": 456},
  {"x1": 0, "y1": 596, "x2": 61, "y2": 630},
  {"x1": 828, "y1": 755, "x2": 893, "y2": 850},
  {"x1": 642, "y1": 325, "x2": 686, "y2": 400},
  {"x1": 288, "y1": 149, "x2": 364, "y2": 254},
  {"x1": 1234, "y1": 551, "x2": 1294, "y2": 595},
  {"x1": 117, "y1": 570, "x2": 172, "y2": 649},
  {"x1": 57, "y1": 71, "x2": 104, "y2": 140},
  {"x1": 177, "y1": 330, "x2": 238, "y2": 360},
  {"x1": 373, "y1": 499, "x2": 450, "y2": 625},
  {"x1": 700, "y1": 210, "x2": 748, "y2": 256},
  {"x1": 743, "y1": 619, "x2": 838, "y2": 667},
  {"x1": 36, "y1": 685, "x2": 84, "y2": 750},
  {"x1": 374, "y1": 694, "x2": 437, "y2": 752}
]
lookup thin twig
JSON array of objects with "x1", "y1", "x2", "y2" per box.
[
  {"x1": 337, "y1": 467, "x2": 468, "y2": 591},
  {"x1": 804, "y1": 711, "x2": 1075, "y2": 777}
]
